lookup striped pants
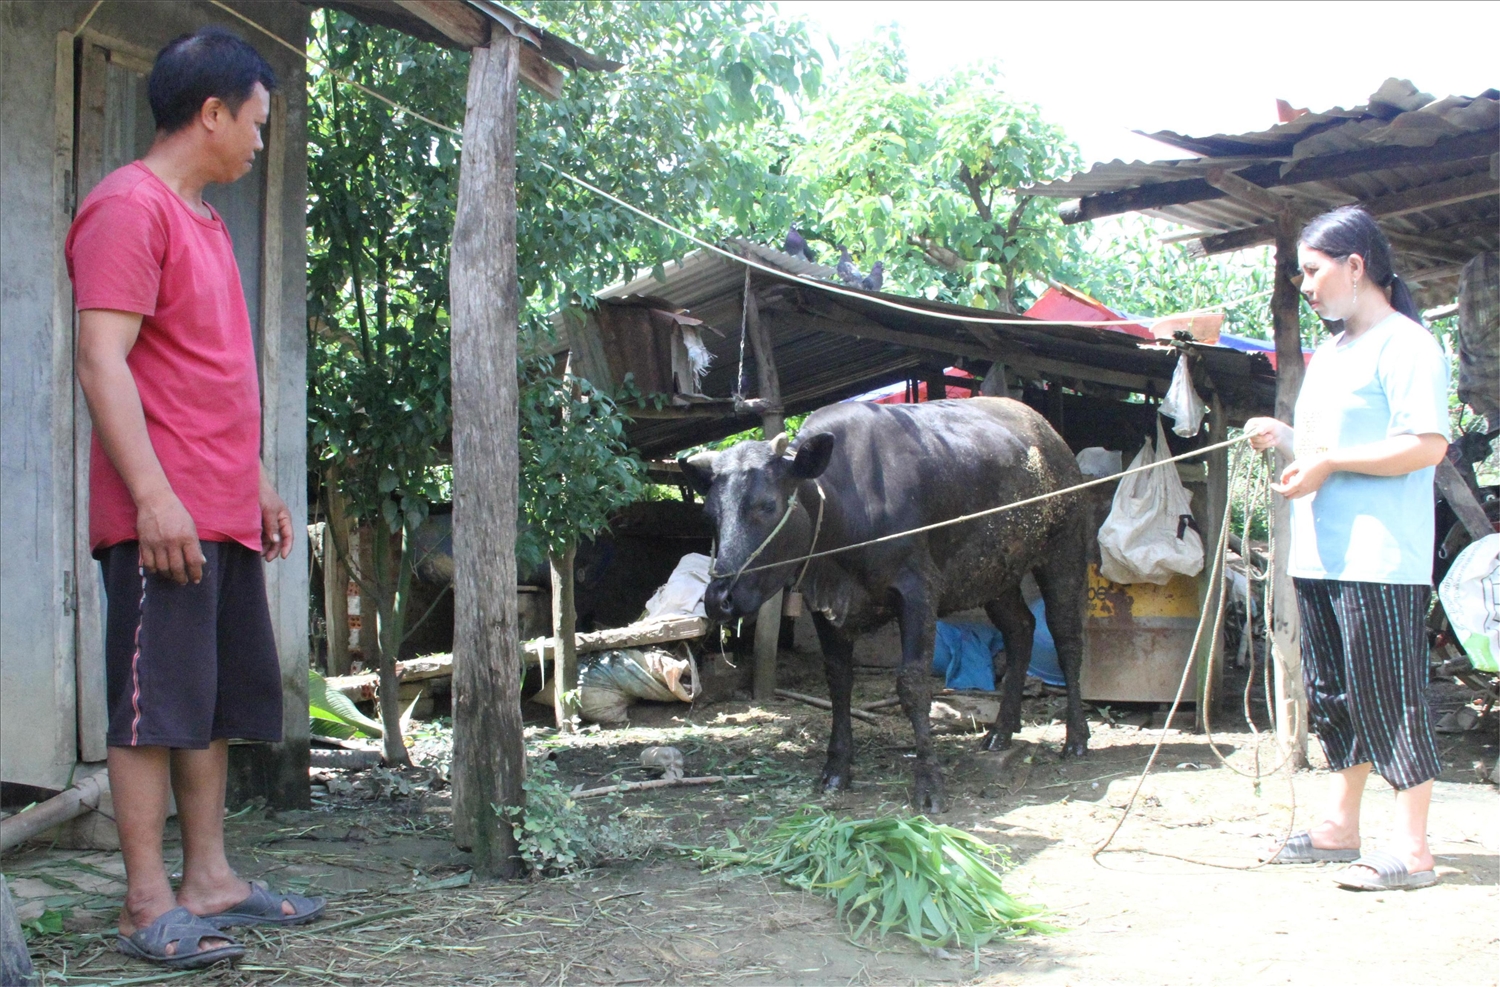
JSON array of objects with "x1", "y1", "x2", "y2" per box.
[{"x1": 1293, "y1": 578, "x2": 1441, "y2": 791}]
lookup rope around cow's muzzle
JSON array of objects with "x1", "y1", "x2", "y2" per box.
[{"x1": 709, "y1": 480, "x2": 826, "y2": 598}]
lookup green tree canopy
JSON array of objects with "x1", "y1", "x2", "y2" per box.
[{"x1": 782, "y1": 31, "x2": 1082, "y2": 311}]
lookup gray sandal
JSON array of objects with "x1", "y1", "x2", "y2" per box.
[
  {"x1": 1335, "y1": 850, "x2": 1438, "y2": 891},
  {"x1": 204, "y1": 880, "x2": 326, "y2": 928},
  {"x1": 116, "y1": 906, "x2": 245, "y2": 970},
  {"x1": 1269, "y1": 831, "x2": 1361, "y2": 864}
]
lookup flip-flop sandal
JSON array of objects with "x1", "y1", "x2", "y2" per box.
[
  {"x1": 1335, "y1": 850, "x2": 1439, "y2": 891},
  {"x1": 204, "y1": 880, "x2": 327, "y2": 928},
  {"x1": 1268, "y1": 831, "x2": 1362, "y2": 864},
  {"x1": 116, "y1": 906, "x2": 245, "y2": 970}
]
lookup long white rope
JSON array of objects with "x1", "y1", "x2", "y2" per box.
[
  {"x1": 1092, "y1": 443, "x2": 1299, "y2": 871},
  {"x1": 731, "y1": 432, "x2": 1255, "y2": 577}
]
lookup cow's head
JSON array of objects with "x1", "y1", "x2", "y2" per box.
[{"x1": 679, "y1": 430, "x2": 835, "y2": 620}]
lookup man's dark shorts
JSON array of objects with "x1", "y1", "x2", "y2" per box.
[{"x1": 100, "y1": 540, "x2": 283, "y2": 748}]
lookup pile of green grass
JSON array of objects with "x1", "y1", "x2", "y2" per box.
[{"x1": 704, "y1": 809, "x2": 1053, "y2": 948}]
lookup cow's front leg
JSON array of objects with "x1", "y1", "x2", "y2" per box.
[
  {"x1": 981, "y1": 585, "x2": 1034, "y2": 752},
  {"x1": 895, "y1": 575, "x2": 943, "y2": 813},
  {"x1": 811, "y1": 612, "x2": 855, "y2": 792}
]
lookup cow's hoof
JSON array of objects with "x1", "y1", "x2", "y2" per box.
[
  {"x1": 978, "y1": 729, "x2": 1013, "y2": 752},
  {"x1": 1061, "y1": 737, "x2": 1089, "y2": 758},
  {"x1": 819, "y1": 766, "x2": 852, "y2": 793},
  {"x1": 912, "y1": 772, "x2": 945, "y2": 814}
]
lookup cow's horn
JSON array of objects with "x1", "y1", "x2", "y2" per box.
[{"x1": 769, "y1": 432, "x2": 789, "y2": 456}]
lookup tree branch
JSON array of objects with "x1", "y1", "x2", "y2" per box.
[{"x1": 958, "y1": 163, "x2": 994, "y2": 224}]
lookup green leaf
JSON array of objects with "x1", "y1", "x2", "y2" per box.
[{"x1": 308, "y1": 668, "x2": 384, "y2": 738}]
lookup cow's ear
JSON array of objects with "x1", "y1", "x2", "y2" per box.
[
  {"x1": 790, "y1": 432, "x2": 834, "y2": 479},
  {"x1": 678, "y1": 451, "x2": 717, "y2": 495}
]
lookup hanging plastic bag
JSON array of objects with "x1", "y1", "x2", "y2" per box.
[
  {"x1": 1438, "y1": 533, "x2": 1500, "y2": 673},
  {"x1": 1160, "y1": 353, "x2": 1206, "y2": 437},
  {"x1": 1097, "y1": 419, "x2": 1205, "y2": 585}
]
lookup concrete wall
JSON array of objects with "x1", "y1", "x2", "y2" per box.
[{"x1": 0, "y1": 1, "x2": 309, "y2": 800}]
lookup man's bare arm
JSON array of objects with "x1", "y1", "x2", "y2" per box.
[{"x1": 76, "y1": 309, "x2": 205, "y2": 584}]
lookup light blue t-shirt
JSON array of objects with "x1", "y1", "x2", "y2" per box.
[{"x1": 1289, "y1": 313, "x2": 1451, "y2": 585}]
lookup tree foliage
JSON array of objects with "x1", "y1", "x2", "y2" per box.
[
  {"x1": 516, "y1": 364, "x2": 645, "y2": 574},
  {"x1": 306, "y1": 2, "x2": 823, "y2": 563},
  {"x1": 783, "y1": 31, "x2": 1082, "y2": 311}
]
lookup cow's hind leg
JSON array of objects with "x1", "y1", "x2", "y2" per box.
[
  {"x1": 894, "y1": 573, "x2": 943, "y2": 813},
  {"x1": 1035, "y1": 526, "x2": 1090, "y2": 757},
  {"x1": 811, "y1": 611, "x2": 855, "y2": 792},
  {"x1": 980, "y1": 584, "x2": 1034, "y2": 752}
]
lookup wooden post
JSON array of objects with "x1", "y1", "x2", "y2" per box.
[
  {"x1": 1196, "y1": 388, "x2": 1228, "y2": 731},
  {"x1": 1269, "y1": 221, "x2": 1308, "y2": 765},
  {"x1": 549, "y1": 542, "x2": 578, "y2": 730},
  {"x1": 450, "y1": 34, "x2": 525, "y2": 876},
  {"x1": 322, "y1": 472, "x2": 352, "y2": 676},
  {"x1": 745, "y1": 284, "x2": 784, "y2": 699}
]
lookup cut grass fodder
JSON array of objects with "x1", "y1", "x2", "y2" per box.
[{"x1": 702, "y1": 808, "x2": 1053, "y2": 948}]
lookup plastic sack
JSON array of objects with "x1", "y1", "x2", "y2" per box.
[
  {"x1": 642, "y1": 552, "x2": 712, "y2": 620},
  {"x1": 1438, "y1": 533, "x2": 1500, "y2": 673},
  {"x1": 1097, "y1": 419, "x2": 1204, "y2": 585},
  {"x1": 577, "y1": 647, "x2": 698, "y2": 725},
  {"x1": 1160, "y1": 354, "x2": 1206, "y2": 437},
  {"x1": 1076, "y1": 446, "x2": 1123, "y2": 478}
]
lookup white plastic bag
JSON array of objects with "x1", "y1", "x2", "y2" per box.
[
  {"x1": 1438, "y1": 533, "x2": 1500, "y2": 673},
  {"x1": 1160, "y1": 353, "x2": 1206, "y2": 437},
  {"x1": 1097, "y1": 419, "x2": 1205, "y2": 585},
  {"x1": 642, "y1": 552, "x2": 712, "y2": 619},
  {"x1": 1075, "y1": 446, "x2": 1123, "y2": 478}
]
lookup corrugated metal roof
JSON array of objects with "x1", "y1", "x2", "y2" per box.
[
  {"x1": 1027, "y1": 80, "x2": 1498, "y2": 307},
  {"x1": 569, "y1": 241, "x2": 1278, "y2": 458}
]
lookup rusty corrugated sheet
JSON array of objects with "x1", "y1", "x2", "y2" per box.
[{"x1": 1027, "y1": 80, "x2": 1498, "y2": 306}]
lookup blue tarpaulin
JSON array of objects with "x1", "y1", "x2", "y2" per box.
[{"x1": 931, "y1": 598, "x2": 1066, "y2": 690}]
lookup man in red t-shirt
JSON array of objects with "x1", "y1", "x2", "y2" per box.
[{"x1": 68, "y1": 28, "x2": 323, "y2": 969}]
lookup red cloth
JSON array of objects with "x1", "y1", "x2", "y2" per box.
[{"x1": 66, "y1": 162, "x2": 261, "y2": 554}]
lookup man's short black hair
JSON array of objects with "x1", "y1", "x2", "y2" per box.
[{"x1": 149, "y1": 26, "x2": 277, "y2": 134}]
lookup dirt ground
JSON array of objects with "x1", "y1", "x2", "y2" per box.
[{"x1": 11, "y1": 646, "x2": 1499, "y2": 987}]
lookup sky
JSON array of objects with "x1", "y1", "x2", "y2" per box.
[{"x1": 776, "y1": 0, "x2": 1499, "y2": 167}]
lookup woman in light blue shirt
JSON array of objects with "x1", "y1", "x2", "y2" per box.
[{"x1": 1247, "y1": 205, "x2": 1450, "y2": 891}]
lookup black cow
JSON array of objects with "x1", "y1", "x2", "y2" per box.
[{"x1": 680, "y1": 398, "x2": 1089, "y2": 811}]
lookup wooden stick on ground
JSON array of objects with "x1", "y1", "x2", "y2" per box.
[
  {"x1": 572, "y1": 774, "x2": 758, "y2": 800},
  {"x1": 774, "y1": 689, "x2": 881, "y2": 724},
  {"x1": 860, "y1": 697, "x2": 903, "y2": 712}
]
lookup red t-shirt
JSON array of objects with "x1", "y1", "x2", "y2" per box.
[{"x1": 66, "y1": 162, "x2": 262, "y2": 554}]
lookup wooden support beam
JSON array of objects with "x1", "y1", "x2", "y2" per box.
[
  {"x1": 392, "y1": 0, "x2": 489, "y2": 46},
  {"x1": 1196, "y1": 389, "x2": 1228, "y2": 732},
  {"x1": 754, "y1": 590, "x2": 784, "y2": 702},
  {"x1": 785, "y1": 308, "x2": 1171, "y2": 395},
  {"x1": 1361, "y1": 171, "x2": 1499, "y2": 218},
  {"x1": 1059, "y1": 130, "x2": 1498, "y2": 224},
  {"x1": 745, "y1": 281, "x2": 784, "y2": 698},
  {"x1": 549, "y1": 542, "x2": 578, "y2": 730},
  {"x1": 450, "y1": 34, "x2": 525, "y2": 876},
  {"x1": 1205, "y1": 167, "x2": 1300, "y2": 218},
  {"x1": 525, "y1": 614, "x2": 709, "y2": 662},
  {"x1": 627, "y1": 402, "x2": 751, "y2": 420},
  {"x1": 1436, "y1": 460, "x2": 1495, "y2": 543},
  {"x1": 1268, "y1": 220, "x2": 1307, "y2": 766},
  {"x1": 518, "y1": 44, "x2": 564, "y2": 99}
]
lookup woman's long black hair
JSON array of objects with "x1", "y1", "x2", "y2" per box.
[{"x1": 1299, "y1": 205, "x2": 1423, "y2": 326}]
